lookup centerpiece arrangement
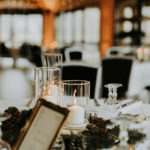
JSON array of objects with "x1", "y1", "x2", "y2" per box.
[{"x1": 1, "y1": 107, "x2": 146, "y2": 150}]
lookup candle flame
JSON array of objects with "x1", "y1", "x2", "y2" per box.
[
  {"x1": 137, "y1": 48, "x2": 142, "y2": 54},
  {"x1": 73, "y1": 89, "x2": 77, "y2": 105}
]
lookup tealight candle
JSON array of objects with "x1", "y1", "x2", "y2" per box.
[{"x1": 67, "y1": 104, "x2": 84, "y2": 125}]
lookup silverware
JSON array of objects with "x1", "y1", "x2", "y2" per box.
[
  {"x1": 121, "y1": 99, "x2": 138, "y2": 107},
  {"x1": 94, "y1": 99, "x2": 100, "y2": 106}
]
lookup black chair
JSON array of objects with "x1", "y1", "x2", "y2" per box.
[
  {"x1": 30, "y1": 45, "x2": 42, "y2": 67},
  {"x1": 0, "y1": 43, "x2": 11, "y2": 57},
  {"x1": 61, "y1": 62, "x2": 101, "y2": 99},
  {"x1": 64, "y1": 46, "x2": 84, "y2": 62},
  {"x1": 19, "y1": 44, "x2": 42, "y2": 67},
  {"x1": 100, "y1": 57, "x2": 133, "y2": 99}
]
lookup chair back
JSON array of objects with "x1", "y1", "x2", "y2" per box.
[
  {"x1": 61, "y1": 62, "x2": 101, "y2": 99},
  {"x1": 100, "y1": 57, "x2": 133, "y2": 99},
  {"x1": 106, "y1": 46, "x2": 135, "y2": 57},
  {"x1": 64, "y1": 46, "x2": 84, "y2": 62}
]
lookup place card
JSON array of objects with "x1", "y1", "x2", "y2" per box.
[{"x1": 13, "y1": 98, "x2": 69, "y2": 150}]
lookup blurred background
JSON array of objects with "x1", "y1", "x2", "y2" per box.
[{"x1": 0, "y1": 0, "x2": 150, "y2": 102}]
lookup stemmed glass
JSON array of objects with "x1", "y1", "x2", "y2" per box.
[
  {"x1": 98, "y1": 83, "x2": 123, "y2": 119},
  {"x1": 0, "y1": 112, "x2": 11, "y2": 150},
  {"x1": 104, "y1": 83, "x2": 122, "y2": 106}
]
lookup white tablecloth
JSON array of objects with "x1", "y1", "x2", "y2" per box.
[
  {"x1": 128, "y1": 61, "x2": 150, "y2": 97},
  {"x1": 88, "y1": 99, "x2": 150, "y2": 150}
]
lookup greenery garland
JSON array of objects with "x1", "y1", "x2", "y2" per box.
[{"x1": 1, "y1": 107, "x2": 146, "y2": 149}]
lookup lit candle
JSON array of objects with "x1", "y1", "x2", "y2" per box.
[
  {"x1": 67, "y1": 89, "x2": 85, "y2": 125},
  {"x1": 137, "y1": 48, "x2": 143, "y2": 61},
  {"x1": 42, "y1": 84, "x2": 58, "y2": 104}
]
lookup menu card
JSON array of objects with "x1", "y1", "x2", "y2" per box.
[{"x1": 13, "y1": 98, "x2": 69, "y2": 150}]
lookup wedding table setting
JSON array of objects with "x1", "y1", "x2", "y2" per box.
[
  {"x1": 0, "y1": 96, "x2": 149, "y2": 150},
  {"x1": 0, "y1": 52, "x2": 150, "y2": 150}
]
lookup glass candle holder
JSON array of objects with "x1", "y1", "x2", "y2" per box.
[
  {"x1": 42, "y1": 52, "x2": 63, "y2": 68},
  {"x1": 61, "y1": 80, "x2": 90, "y2": 107},
  {"x1": 30, "y1": 67, "x2": 61, "y2": 108}
]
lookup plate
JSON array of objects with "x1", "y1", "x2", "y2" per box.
[{"x1": 64, "y1": 120, "x2": 88, "y2": 130}]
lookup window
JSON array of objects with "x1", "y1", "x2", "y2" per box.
[
  {"x1": 55, "y1": 7, "x2": 100, "y2": 48},
  {"x1": 0, "y1": 14, "x2": 43, "y2": 45}
]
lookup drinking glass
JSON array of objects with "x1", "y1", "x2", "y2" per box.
[
  {"x1": 0, "y1": 112, "x2": 11, "y2": 150},
  {"x1": 96, "y1": 83, "x2": 123, "y2": 119},
  {"x1": 42, "y1": 52, "x2": 62, "y2": 68},
  {"x1": 105, "y1": 83, "x2": 122, "y2": 105},
  {"x1": 30, "y1": 67, "x2": 61, "y2": 108},
  {"x1": 61, "y1": 80, "x2": 90, "y2": 107}
]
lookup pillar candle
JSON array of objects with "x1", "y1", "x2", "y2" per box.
[{"x1": 67, "y1": 104, "x2": 84, "y2": 125}]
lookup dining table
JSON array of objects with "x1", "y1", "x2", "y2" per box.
[{"x1": 0, "y1": 97, "x2": 149, "y2": 150}]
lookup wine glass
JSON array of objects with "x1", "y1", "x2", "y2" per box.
[
  {"x1": 97, "y1": 83, "x2": 123, "y2": 119},
  {"x1": 0, "y1": 112, "x2": 11, "y2": 150},
  {"x1": 104, "y1": 83, "x2": 122, "y2": 105}
]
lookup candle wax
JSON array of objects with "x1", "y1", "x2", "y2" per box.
[{"x1": 67, "y1": 105, "x2": 84, "y2": 125}]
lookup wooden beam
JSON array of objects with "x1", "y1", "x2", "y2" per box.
[
  {"x1": 42, "y1": 11, "x2": 55, "y2": 49},
  {"x1": 100, "y1": 0, "x2": 116, "y2": 57},
  {"x1": 34, "y1": 0, "x2": 59, "y2": 12}
]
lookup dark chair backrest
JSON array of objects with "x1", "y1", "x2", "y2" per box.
[
  {"x1": 70, "y1": 51, "x2": 82, "y2": 60},
  {"x1": 100, "y1": 57, "x2": 133, "y2": 99},
  {"x1": 20, "y1": 44, "x2": 42, "y2": 67},
  {"x1": 61, "y1": 62, "x2": 101, "y2": 99},
  {"x1": 64, "y1": 46, "x2": 84, "y2": 62},
  {"x1": 0, "y1": 43, "x2": 11, "y2": 57}
]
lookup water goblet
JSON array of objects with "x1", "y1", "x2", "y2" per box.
[
  {"x1": 104, "y1": 83, "x2": 122, "y2": 105},
  {"x1": 97, "y1": 83, "x2": 123, "y2": 119}
]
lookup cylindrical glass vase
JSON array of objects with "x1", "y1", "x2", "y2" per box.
[
  {"x1": 42, "y1": 52, "x2": 62, "y2": 68},
  {"x1": 30, "y1": 67, "x2": 61, "y2": 108},
  {"x1": 61, "y1": 80, "x2": 90, "y2": 107}
]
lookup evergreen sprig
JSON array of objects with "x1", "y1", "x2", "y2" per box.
[{"x1": 1, "y1": 107, "x2": 146, "y2": 149}]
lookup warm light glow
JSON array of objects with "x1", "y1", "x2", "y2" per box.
[
  {"x1": 45, "y1": 81, "x2": 54, "y2": 95},
  {"x1": 137, "y1": 48, "x2": 143, "y2": 54},
  {"x1": 143, "y1": 48, "x2": 149, "y2": 54},
  {"x1": 36, "y1": 0, "x2": 59, "y2": 12},
  {"x1": 47, "y1": 41, "x2": 58, "y2": 50},
  {"x1": 73, "y1": 89, "x2": 77, "y2": 105}
]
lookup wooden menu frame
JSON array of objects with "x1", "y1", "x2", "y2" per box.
[{"x1": 13, "y1": 98, "x2": 69, "y2": 150}]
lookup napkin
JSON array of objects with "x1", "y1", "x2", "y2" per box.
[{"x1": 121, "y1": 100, "x2": 143, "y2": 114}]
